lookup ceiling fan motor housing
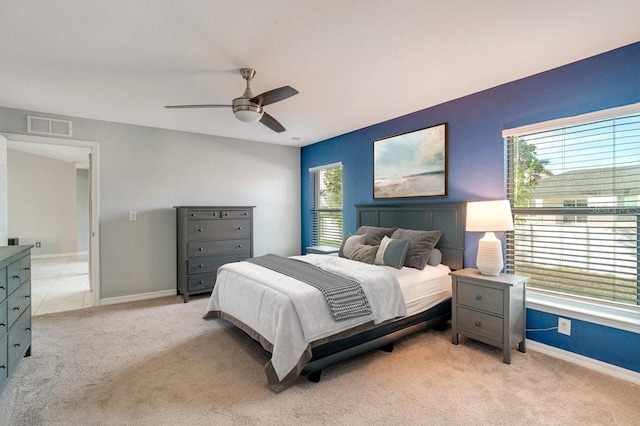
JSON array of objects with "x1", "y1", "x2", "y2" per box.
[{"x1": 232, "y1": 98, "x2": 264, "y2": 122}]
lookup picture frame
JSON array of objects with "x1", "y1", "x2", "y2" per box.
[{"x1": 373, "y1": 122, "x2": 448, "y2": 199}]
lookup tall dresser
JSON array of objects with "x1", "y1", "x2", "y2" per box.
[
  {"x1": 0, "y1": 245, "x2": 33, "y2": 394},
  {"x1": 175, "y1": 206, "x2": 254, "y2": 302}
]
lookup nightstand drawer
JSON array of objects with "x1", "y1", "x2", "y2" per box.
[
  {"x1": 457, "y1": 307, "x2": 503, "y2": 343},
  {"x1": 457, "y1": 281, "x2": 503, "y2": 315}
]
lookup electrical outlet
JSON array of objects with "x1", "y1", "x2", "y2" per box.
[
  {"x1": 129, "y1": 211, "x2": 137, "y2": 221},
  {"x1": 558, "y1": 318, "x2": 571, "y2": 336},
  {"x1": 35, "y1": 241, "x2": 41, "y2": 248}
]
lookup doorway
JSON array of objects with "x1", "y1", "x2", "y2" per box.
[{"x1": 2, "y1": 132, "x2": 100, "y2": 315}]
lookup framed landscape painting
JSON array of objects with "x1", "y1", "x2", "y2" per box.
[{"x1": 373, "y1": 122, "x2": 448, "y2": 199}]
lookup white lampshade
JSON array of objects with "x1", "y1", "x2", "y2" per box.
[{"x1": 466, "y1": 200, "x2": 514, "y2": 276}]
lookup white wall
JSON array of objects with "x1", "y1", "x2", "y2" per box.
[
  {"x1": 0, "y1": 106, "x2": 301, "y2": 299},
  {"x1": 7, "y1": 149, "x2": 78, "y2": 255}
]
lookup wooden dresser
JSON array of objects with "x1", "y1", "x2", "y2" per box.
[
  {"x1": 0, "y1": 245, "x2": 33, "y2": 394},
  {"x1": 175, "y1": 206, "x2": 254, "y2": 302}
]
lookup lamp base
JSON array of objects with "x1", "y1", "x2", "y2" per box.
[{"x1": 476, "y1": 232, "x2": 503, "y2": 276}]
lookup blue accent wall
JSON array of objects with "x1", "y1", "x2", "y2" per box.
[{"x1": 301, "y1": 42, "x2": 640, "y2": 373}]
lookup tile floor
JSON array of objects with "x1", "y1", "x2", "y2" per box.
[{"x1": 31, "y1": 253, "x2": 94, "y2": 316}]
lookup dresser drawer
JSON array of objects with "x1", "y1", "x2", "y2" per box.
[
  {"x1": 0, "y1": 334, "x2": 8, "y2": 387},
  {"x1": 20, "y1": 256, "x2": 31, "y2": 284},
  {"x1": 457, "y1": 281, "x2": 504, "y2": 315},
  {"x1": 187, "y1": 273, "x2": 217, "y2": 292},
  {"x1": 8, "y1": 307, "x2": 31, "y2": 372},
  {"x1": 186, "y1": 209, "x2": 221, "y2": 220},
  {"x1": 221, "y1": 210, "x2": 252, "y2": 219},
  {"x1": 7, "y1": 260, "x2": 22, "y2": 295},
  {"x1": 0, "y1": 268, "x2": 7, "y2": 302},
  {"x1": 187, "y1": 254, "x2": 249, "y2": 275},
  {"x1": 457, "y1": 307, "x2": 503, "y2": 343},
  {"x1": 187, "y1": 219, "x2": 250, "y2": 241},
  {"x1": 7, "y1": 282, "x2": 31, "y2": 327},
  {"x1": 188, "y1": 239, "x2": 251, "y2": 257},
  {"x1": 0, "y1": 300, "x2": 7, "y2": 337}
]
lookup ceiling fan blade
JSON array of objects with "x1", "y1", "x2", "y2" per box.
[
  {"x1": 164, "y1": 104, "x2": 231, "y2": 109},
  {"x1": 260, "y1": 112, "x2": 286, "y2": 133},
  {"x1": 251, "y1": 86, "x2": 298, "y2": 107}
]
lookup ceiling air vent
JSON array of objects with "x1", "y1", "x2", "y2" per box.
[{"x1": 27, "y1": 116, "x2": 73, "y2": 137}]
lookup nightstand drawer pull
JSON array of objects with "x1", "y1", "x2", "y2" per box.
[
  {"x1": 198, "y1": 228, "x2": 203, "y2": 232},
  {"x1": 475, "y1": 321, "x2": 481, "y2": 327},
  {"x1": 199, "y1": 247, "x2": 204, "y2": 251},
  {"x1": 238, "y1": 245, "x2": 242, "y2": 248},
  {"x1": 199, "y1": 264, "x2": 204, "y2": 268},
  {"x1": 475, "y1": 295, "x2": 482, "y2": 300},
  {"x1": 14, "y1": 343, "x2": 20, "y2": 348},
  {"x1": 237, "y1": 227, "x2": 243, "y2": 230}
]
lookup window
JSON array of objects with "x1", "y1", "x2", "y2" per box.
[
  {"x1": 310, "y1": 162, "x2": 343, "y2": 248},
  {"x1": 504, "y1": 104, "x2": 640, "y2": 308}
]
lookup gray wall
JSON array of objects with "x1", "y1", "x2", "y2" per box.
[
  {"x1": 0, "y1": 106, "x2": 301, "y2": 300},
  {"x1": 76, "y1": 168, "x2": 89, "y2": 253},
  {"x1": 7, "y1": 149, "x2": 78, "y2": 255}
]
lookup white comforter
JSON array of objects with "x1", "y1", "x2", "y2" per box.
[{"x1": 205, "y1": 254, "x2": 407, "y2": 389}]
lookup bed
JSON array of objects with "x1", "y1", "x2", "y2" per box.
[{"x1": 204, "y1": 202, "x2": 466, "y2": 392}]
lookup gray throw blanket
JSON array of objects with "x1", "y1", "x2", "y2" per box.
[{"x1": 246, "y1": 254, "x2": 372, "y2": 321}]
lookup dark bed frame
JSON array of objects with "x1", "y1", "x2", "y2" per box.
[{"x1": 300, "y1": 202, "x2": 466, "y2": 382}]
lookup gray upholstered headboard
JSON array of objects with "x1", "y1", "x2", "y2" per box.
[{"x1": 355, "y1": 202, "x2": 466, "y2": 270}]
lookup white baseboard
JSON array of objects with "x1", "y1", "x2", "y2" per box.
[
  {"x1": 527, "y1": 340, "x2": 640, "y2": 386},
  {"x1": 99, "y1": 289, "x2": 177, "y2": 306}
]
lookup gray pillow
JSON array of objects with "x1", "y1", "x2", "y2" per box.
[
  {"x1": 390, "y1": 229, "x2": 443, "y2": 270},
  {"x1": 339, "y1": 234, "x2": 368, "y2": 258},
  {"x1": 374, "y1": 236, "x2": 410, "y2": 269},
  {"x1": 427, "y1": 248, "x2": 442, "y2": 266},
  {"x1": 355, "y1": 226, "x2": 398, "y2": 246},
  {"x1": 348, "y1": 244, "x2": 379, "y2": 264}
]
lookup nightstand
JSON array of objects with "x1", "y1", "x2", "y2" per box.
[
  {"x1": 306, "y1": 246, "x2": 339, "y2": 255},
  {"x1": 450, "y1": 268, "x2": 529, "y2": 364}
]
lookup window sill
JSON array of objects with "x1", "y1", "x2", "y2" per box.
[{"x1": 526, "y1": 290, "x2": 640, "y2": 334}]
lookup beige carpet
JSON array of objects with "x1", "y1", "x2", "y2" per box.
[{"x1": 0, "y1": 295, "x2": 638, "y2": 426}]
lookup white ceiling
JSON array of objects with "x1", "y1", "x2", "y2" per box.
[{"x1": 0, "y1": 1, "x2": 639, "y2": 149}]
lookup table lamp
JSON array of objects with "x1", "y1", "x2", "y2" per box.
[{"x1": 466, "y1": 200, "x2": 514, "y2": 276}]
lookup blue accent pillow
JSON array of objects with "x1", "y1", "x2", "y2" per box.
[{"x1": 374, "y1": 236, "x2": 410, "y2": 269}]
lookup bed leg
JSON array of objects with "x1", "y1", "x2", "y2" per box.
[
  {"x1": 380, "y1": 343, "x2": 394, "y2": 353},
  {"x1": 307, "y1": 370, "x2": 322, "y2": 383}
]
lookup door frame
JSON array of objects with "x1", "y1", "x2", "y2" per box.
[{"x1": 1, "y1": 132, "x2": 101, "y2": 307}]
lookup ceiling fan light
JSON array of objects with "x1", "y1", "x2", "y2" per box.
[{"x1": 234, "y1": 108, "x2": 264, "y2": 123}]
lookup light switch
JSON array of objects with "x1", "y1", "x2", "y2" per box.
[{"x1": 129, "y1": 211, "x2": 137, "y2": 221}]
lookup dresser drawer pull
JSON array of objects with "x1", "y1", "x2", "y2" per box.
[
  {"x1": 475, "y1": 321, "x2": 481, "y2": 327},
  {"x1": 0, "y1": 322, "x2": 5, "y2": 327},
  {"x1": 199, "y1": 264, "x2": 204, "y2": 268},
  {"x1": 0, "y1": 285, "x2": 4, "y2": 289},
  {"x1": 198, "y1": 228, "x2": 203, "y2": 232},
  {"x1": 238, "y1": 245, "x2": 243, "y2": 248},
  {"x1": 24, "y1": 267, "x2": 31, "y2": 271},
  {"x1": 25, "y1": 295, "x2": 31, "y2": 299},
  {"x1": 475, "y1": 295, "x2": 482, "y2": 300},
  {"x1": 224, "y1": 213, "x2": 229, "y2": 216},
  {"x1": 199, "y1": 280, "x2": 204, "y2": 284},
  {"x1": 237, "y1": 227, "x2": 243, "y2": 230},
  {"x1": 26, "y1": 327, "x2": 31, "y2": 331},
  {"x1": 13, "y1": 306, "x2": 20, "y2": 311},
  {"x1": 198, "y1": 247, "x2": 204, "y2": 251},
  {"x1": 0, "y1": 365, "x2": 5, "y2": 369},
  {"x1": 12, "y1": 275, "x2": 20, "y2": 279},
  {"x1": 14, "y1": 343, "x2": 20, "y2": 348},
  {"x1": 190, "y1": 213, "x2": 196, "y2": 217}
]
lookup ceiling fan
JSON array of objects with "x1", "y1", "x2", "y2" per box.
[{"x1": 165, "y1": 68, "x2": 298, "y2": 133}]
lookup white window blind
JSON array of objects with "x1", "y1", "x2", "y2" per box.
[
  {"x1": 504, "y1": 105, "x2": 640, "y2": 308},
  {"x1": 310, "y1": 163, "x2": 343, "y2": 248}
]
